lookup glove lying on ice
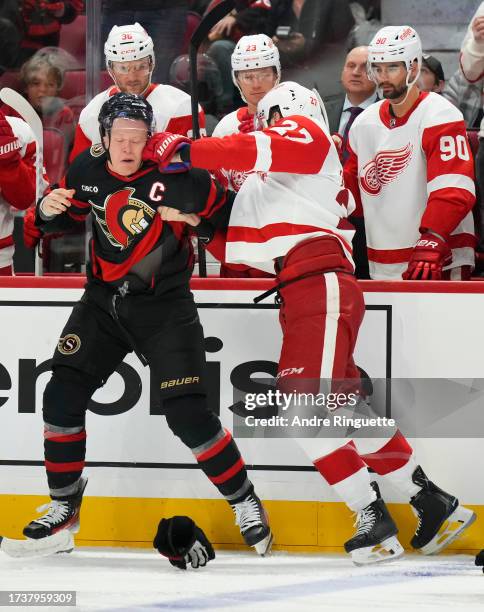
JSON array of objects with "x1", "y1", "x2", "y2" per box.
[
  {"x1": 403, "y1": 231, "x2": 452, "y2": 280},
  {"x1": 153, "y1": 515, "x2": 215, "y2": 569},
  {"x1": 142, "y1": 132, "x2": 191, "y2": 173},
  {"x1": 476, "y1": 550, "x2": 484, "y2": 573}
]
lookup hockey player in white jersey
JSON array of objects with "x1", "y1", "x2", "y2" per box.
[
  {"x1": 344, "y1": 25, "x2": 476, "y2": 280},
  {"x1": 69, "y1": 22, "x2": 206, "y2": 161},
  {"x1": 212, "y1": 34, "x2": 280, "y2": 191},
  {"x1": 150, "y1": 80, "x2": 477, "y2": 565}
]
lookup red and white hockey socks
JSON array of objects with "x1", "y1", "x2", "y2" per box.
[{"x1": 313, "y1": 441, "x2": 377, "y2": 511}]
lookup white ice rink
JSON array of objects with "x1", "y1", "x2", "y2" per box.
[{"x1": 1, "y1": 548, "x2": 484, "y2": 612}]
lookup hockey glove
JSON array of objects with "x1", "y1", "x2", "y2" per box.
[
  {"x1": 153, "y1": 515, "x2": 215, "y2": 570},
  {"x1": 237, "y1": 109, "x2": 255, "y2": 134},
  {"x1": 0, "y1": 111, "x2": 22, "y2": 175},
  {"x1": 403, "y1": 232, "x2": 452, "y2": 280},
  {"x1": 476, "y1": 549, "x2": 484, "y2": 573},
  {"x1": 142, "y1": 132, "x2": 191, "y2": 174}
]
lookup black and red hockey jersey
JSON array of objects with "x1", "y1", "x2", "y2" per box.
[{"x1": 37, "y1": 145, "x2": 225, "y2": 286}]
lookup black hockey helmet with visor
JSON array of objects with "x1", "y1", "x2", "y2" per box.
[{"x1": 98, "y1": 92, "x2": 156, "y2": 143}]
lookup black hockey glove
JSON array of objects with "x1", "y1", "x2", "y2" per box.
[
  {"x1": 153, "y1": 516, "x2": 215, "y2": 570},
  {"x1": 476, "y1": 549, "x2": 484, "y2": 573}
]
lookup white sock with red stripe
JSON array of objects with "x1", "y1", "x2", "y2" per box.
[
  {"x1": 358, "y1": 431, "x2": 421, "y2": 499},
  {"x1": 313, "y1": 441, "x2": 377, "y2": 512}
]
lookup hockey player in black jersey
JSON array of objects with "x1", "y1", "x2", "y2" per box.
[{"x1": 22, "y1": 93, "x2": 272, "y2": 560}]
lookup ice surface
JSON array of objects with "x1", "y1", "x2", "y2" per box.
[{"x1": 1, "y1": 548, "x2": 483, "y2": 611}]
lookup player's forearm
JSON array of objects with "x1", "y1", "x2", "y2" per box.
[
  {"x1": 184, "y1": 134, "x2": 258, "y2": 172},
  {"x1": 421, "y1": 190, "x2": 476, "y2": 237}
]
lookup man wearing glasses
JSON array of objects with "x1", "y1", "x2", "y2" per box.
[{"x1": 69, "y1": 22, "x2": 206, "y2": 160}]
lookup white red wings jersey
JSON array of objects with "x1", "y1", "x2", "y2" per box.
[
  {"x1": 345, "y1": 92, "x2": 476, "y2": 280},
  {"x1": 212, "y1": 106, "x2": 256, "y2": 192},
  {"x1": 191, "y1": 114, "x2": 356, "y2": 273},
  {"x1": 459, "y1": 1, "x2": 484, "y2": 136},
  {"x1": 0, "y1": 116, "x2": 37, "y2": 268},
  {"x1": 69, "y1": 83, "x2": 206, "y2": 161}
]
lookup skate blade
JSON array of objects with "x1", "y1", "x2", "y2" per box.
[
  {"x1": 254, "y1": 531, "x2": 274, "y2": 557},
  {"x1": 0, "y1": 530, "x2": 74, "y2": 558},
  {"x1": 420, "y1": 506, "x2": 477, "y2": 555},
  {"x1": 351, "y1": 536, "x2": 404, "y2": 566}
]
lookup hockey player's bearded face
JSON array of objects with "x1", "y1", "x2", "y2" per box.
[
  {"x1": 372, "y1": 62, "x2": 409, "y2": 101},
  {"x1": 110, "y1": 59, "x2": 152, "y2": 95},
  {"x1": 103, "y1": 118, "x2": 149, "y2": 176}
]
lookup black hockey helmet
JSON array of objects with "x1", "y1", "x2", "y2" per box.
[{"x1": 98, "y1": 92, "x2": 155, "y2": 141}]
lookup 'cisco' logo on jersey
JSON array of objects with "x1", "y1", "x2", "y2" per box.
[{"x1": 82, "y1": 185, "x2": 99, "y2": 193}]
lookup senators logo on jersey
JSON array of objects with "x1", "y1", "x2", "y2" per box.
[
  {"x1": 360, "y1": 143, "x2": 413, "y2": 196},
  {"x1": 91, "y1": 187, "x2": 155, "y2": 249}
]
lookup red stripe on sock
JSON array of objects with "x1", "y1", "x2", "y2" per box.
[
  {"x1": 195, "y1": 429, "x2": 232, "y2": 462},
  {"x1": 45, "y1": 460, "x2": 85, "y2": 473},
  {"x1": 360, "y1": 430, "x2": 413, "y2": 475},
  {"x1": 209, "y1": 457, "x2": 245, "y2": 484},
  {"x1": 313, "y1": 441, "x2": 366, "y2": 485},
  {"x1": 44, "y1": 430, "x2": 86, "y2": 443}
]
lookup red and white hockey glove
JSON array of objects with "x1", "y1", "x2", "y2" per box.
[
  {"x1": 238, "y1": 109, "x2": 255, "y2": 133},
  {"x1": 0, "y1": 111, "x2": 21, "y2": 176},
  {"x1": 403, "y1": 232, "x2": 452, "y2": 280},
  {"x1": 142, "y1": 132, "x2": 191, "y2": 174}
]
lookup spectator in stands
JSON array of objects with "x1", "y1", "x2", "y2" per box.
[
  {"x1": 20, "y1": 51, "x2": 75, "y2": 153},
  {"x1": 0, "y1": 0, "x2": 21, "y2": 73},
  {"x1": 324, "y1": 46, "x2": 377, "y2": 279},
  {"x1": 19, "y1": 0, "x2": 84, "y2": 65},
  {"x1": 418, "y1": 54, "x2": 445, "y2": 94},
  {"x1": 444, "y1": 68, "x2": 482, "y2": 130},
  {"x1": 460, "y1": 1, "x2": 484, "y2": 255},
  {"x1": 0, "y1": 108, "x2": 38, "y2": 274},
  {"x1": 169, "y1": 54, "x2": 223, "y2": 135},
  {"x1": 268, "y1": 0, "x2": 355, "y2": 68},
  {"x1": 205, "y1": 0, "x2": 272, "y2": 114},
  {"x1": 101, "y1": 1, "x2": 189, "y2": 85}
]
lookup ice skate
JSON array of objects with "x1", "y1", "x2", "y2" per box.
[
  {"x1": 409, "y1": 466, "x2": 476, "y2": 555},
  {"x1": 231, "y1": 489, "x2": 273, "y2": 556},
  {"x1": 23, "y1": 477, "x2": 88, "y2": 545},
  {"x1": 344, "y1": 482, "x2": 404, "y2": 566}
]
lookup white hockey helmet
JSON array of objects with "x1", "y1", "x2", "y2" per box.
[
  {"x1": 104, "y1": 23, "x2": 155, "y2": 67},
  {"x1": 256, "y1": 81, "x2": 323, "y2": 127},
  {"x1": 367, "y1": 25, "x2": 422, "y2": 85},
  {"x1": 231, "y1": 34, "x2": 281, "y2": 88}
]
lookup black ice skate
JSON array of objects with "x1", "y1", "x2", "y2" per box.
[
  {"x1": 344, "y1": 482, "x2": 404, "y2": 566},
  {"x1": 23, "y1": 477, "x2": 88, "y2": 543},
  {"x1": 231, "y1": 490, "x2": 273, "y2": 556},
  {"x1": 410, "y1": 466, "x2": 476, "y2": 555}
]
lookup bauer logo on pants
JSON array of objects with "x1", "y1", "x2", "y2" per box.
[{"x1": 57, "y1": 334, "x2": 81, "y2": 355}]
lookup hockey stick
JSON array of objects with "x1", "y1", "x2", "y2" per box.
[
  {"x1": 189, "y1": 0, "x2": 249, "y2": 276},
  {"x1": 0, "y1": 530, "x2": 74, "y2": 558},
  {"x1": 0, "y1": 88, "x2": 44, "y2": 276}
]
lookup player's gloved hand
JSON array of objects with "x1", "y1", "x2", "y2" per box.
[
  {"x1": 23, "y1": 206, "x2": 42, "y2": 249},
  {"x1": 238, "y1": 109, "x2": 255, "y2": 134},
  {"x1": 0, "y1": 110, "x2": 21, "y2": 175},
  {"x1": 153, "y1": 516, "x2": 215, "y2": 570},
  {"x1": 403, "y1": 232, "x2": 452, "y2": 280},
  {"x1": 142, "y1": 132, "x2": 191, "y2": 173}
]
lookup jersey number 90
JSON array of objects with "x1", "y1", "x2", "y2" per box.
[{"x1": 440, "y1": 135, "x2": 470, "y2": 162}]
